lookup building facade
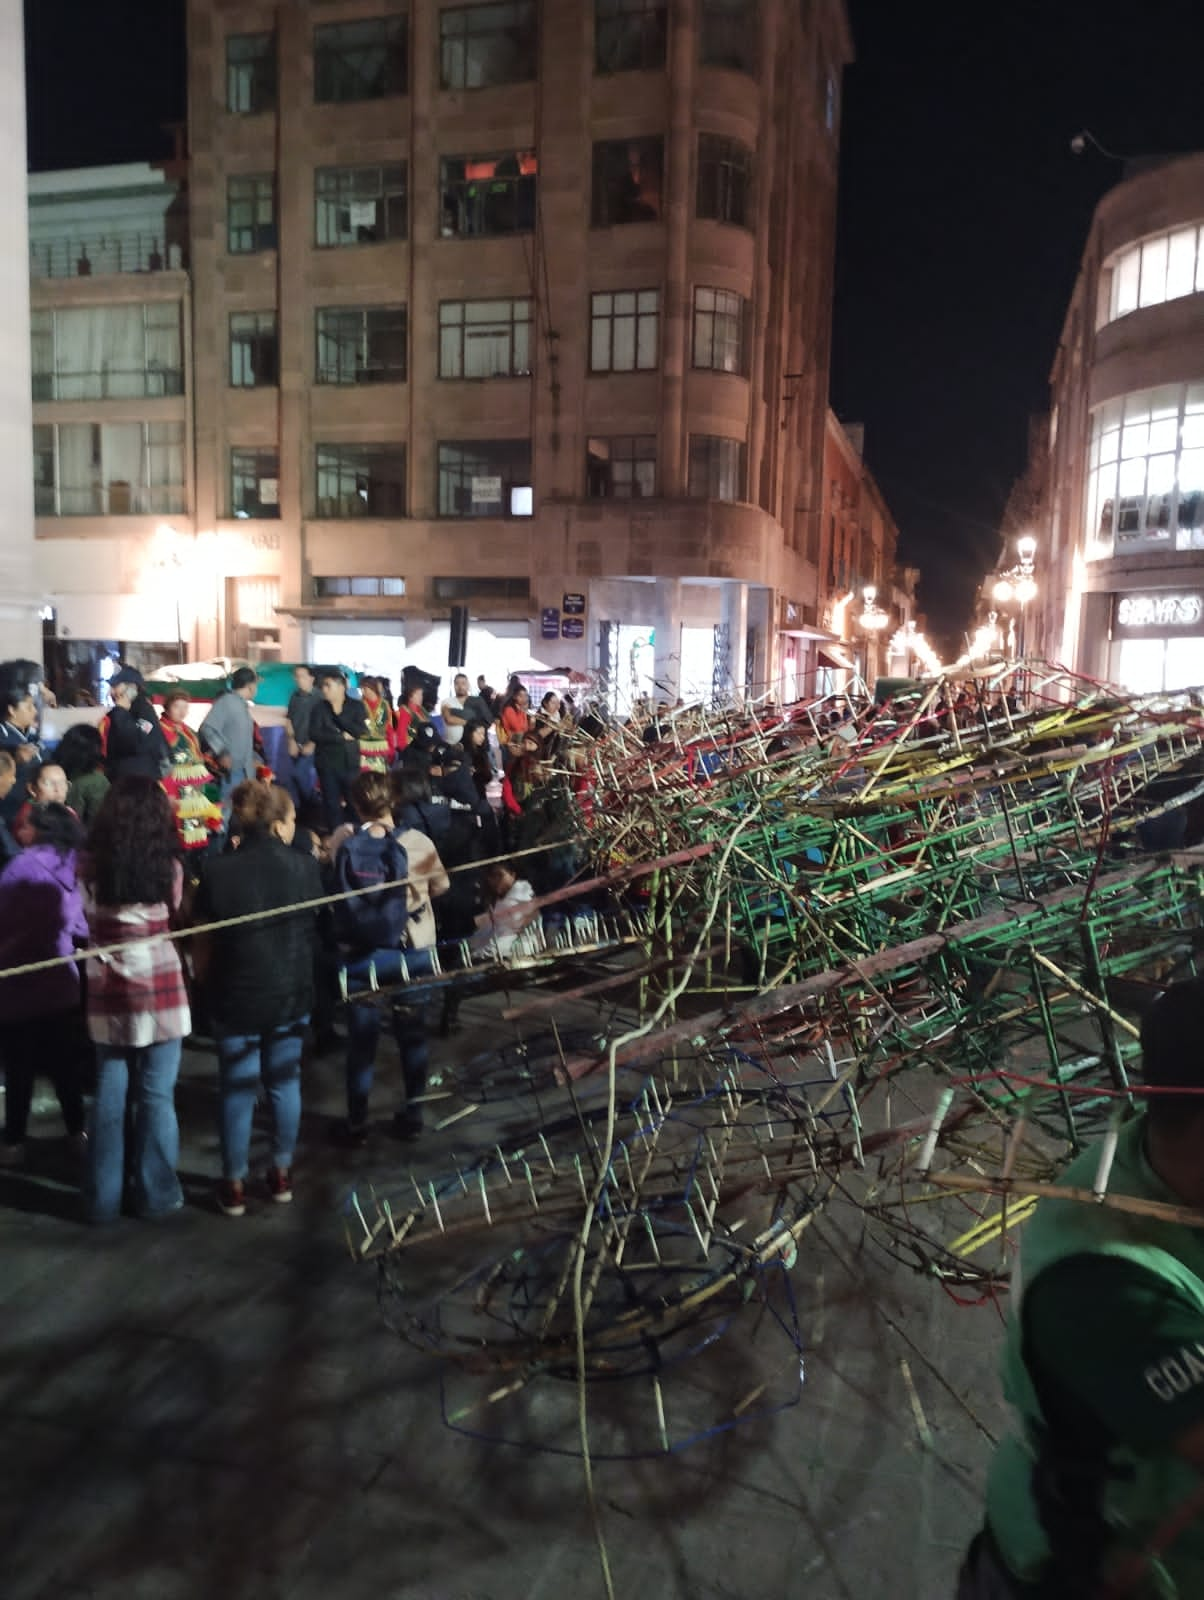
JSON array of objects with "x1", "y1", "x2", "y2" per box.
[
  {"x1": 177, "y1": 0, "x2": 852, "y2": 704},
  {"x1": 1027, "y1": 152, "x2": 1204, "y2": 694}
]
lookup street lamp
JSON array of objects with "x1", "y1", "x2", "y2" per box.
[{"x1": 858, "y1": 585, "x2": 889, "y2": 632}]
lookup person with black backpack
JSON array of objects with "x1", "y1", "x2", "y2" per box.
[{"x1": 329, "y1": 771, "x2": 448, "y2": 1145}]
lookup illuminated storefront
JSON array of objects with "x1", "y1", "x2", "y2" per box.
[{"x1": 1109, "y1": 590, "x2": 1204, "y2": 693}]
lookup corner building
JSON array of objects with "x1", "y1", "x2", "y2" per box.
[
  {"x1": 1032, "y1": 152, "x2": 1204, "y2": 693},
  {"x1": 187, "y1": 0, "x2": 851, "y2": 702}
]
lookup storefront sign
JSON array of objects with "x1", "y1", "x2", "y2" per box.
[
  {"x1": 540, "y1": 607, "x2": 560, "y2": 640},
  {"x1": 562, "y1": 592, "x2": 586, "y2": 615},
  {"x1": 1116, "y1": 593, "x2": 1204, "y2": 630},
  {"x1": 561, "y1": 617, "x2": 585, "y2": 640}
]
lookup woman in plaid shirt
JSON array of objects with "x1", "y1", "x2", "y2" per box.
[{"x1": 81, "y1": 777, "x2": 190, "y2": 1223}]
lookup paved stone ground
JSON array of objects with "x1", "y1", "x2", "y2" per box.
[{"x1": 0, "y1": 991, "x2": 1007, "y2": 1600}]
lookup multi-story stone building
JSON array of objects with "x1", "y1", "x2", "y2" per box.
[
  {"x1": 177, "y1": 0, "x2": 852, "y2": 703},
  {"x1": 1025, "y1": 151, "x2": 1204, "y2": 693}
]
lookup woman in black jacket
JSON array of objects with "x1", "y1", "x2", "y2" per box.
[
  {"x1": 191, "y1": 781, "x2": 322, "y2": 1215},
  {"x1": 310, "y1": 671, "x2": 369, "y2": 834}
]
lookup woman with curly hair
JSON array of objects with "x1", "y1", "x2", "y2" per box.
[{"x1": 81, "y1": 775, "x2": 189, "y2": 1223}]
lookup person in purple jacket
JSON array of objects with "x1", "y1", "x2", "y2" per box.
[{"x1": 0, "y1": 802, "x2": 89, "y2": 1165}]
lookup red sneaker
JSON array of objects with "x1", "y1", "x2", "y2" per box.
[
  {"x1": 267, "y1": 1167, "x2": 293, "y2": 1205},
  {"x1": 217, "y1": 1179, "x2": 247, "y2": 1217}
]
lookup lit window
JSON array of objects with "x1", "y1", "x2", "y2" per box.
[
  {"x1": 439, "y1": 300, "x2": 532, "y2": 378},
  {"x1": 315, "y1": 306, "x2": 407, "y2": 384},
  {"x1": 591, "y1": 138, "x2": 664, "y2": 226},
  {"x1": 313, "y1": 575, "x2": 405, "y2": 598},
  {"x1": 34, "y1": 422, "x2": 185, "y2": 516},
  {"x1": 692, "y1": 287, "x2": 747, "y2": 373},
  {"x1": 1085, "y1": 384, "x2": 1204, "y2": 558},
  {"x1": 315, "y1": 444, "x2": 407, "y2": 518},
  {"x1": 440, "y1": 2, "x2": 536, "y2": 89},
  {"x1": 315, "y1": 164, "x2": 408, "y2": 247},
  {"x1": 440, "y1": 151, "x2": 537, "y2": 237},
  {"x1": 230, "y1": 447, "x2": 280, "y2": 519},
  {"x1": 437, "y1": 440, "x2": 532, "y2": 517},
  {"x1": 589, "y1": 290, "x2": 659, "y2": 373},
  {"x1": 1106, "y1": 225, "x2": 1204, "y2": 324},
  {"x1": 700, "y1": 0, "x2": 759, "y2": 76},
  {"x1": 230, "y1": 312, "x2": 279, "y2": 388},
  {"x1": 29, "y1": 304, "x2": 184, "y2": 402},
  {"x1": 687, "y1": 434, "x2": 745, "y2": 502},
  {"x1": 314, "y1": 16, "x2": 408, "y2": 102},
  {"x1": 228, "y1": 175, "x2": 276, "y2": 254},
  {"x1": 587, "y1": 436, "x2": 657, "y2": 499},
  {"x1": 227, "y1": 33, "x2": 276, "y2": 114},
  {"x1": 595, "y1": 0, "x2": 666, "y2": 73},
  {"x1": 697, "y1": 134, "x2": 752, "y2": 228}
]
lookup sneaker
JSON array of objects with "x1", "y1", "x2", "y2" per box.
[
  {"x1": 267, "y1": 1167, "x2": 293, "y2": 1205},
  {"x1": 0, "y1": 1141, "x2": 25, "y2": 1168},
  {"x1": 217, "y1": 1179, "x2": 247, "y2": 1217},
  {"x1": 390, "y1": 1109, "x2": 424, "y2": 1142},
  {"x1": 328, "y1": 1119, "x2": 368, "y2": 1149}
]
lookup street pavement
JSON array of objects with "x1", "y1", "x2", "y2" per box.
[{"x1": 0, "y1": 993, "x2": 1007, "y2": 1600}]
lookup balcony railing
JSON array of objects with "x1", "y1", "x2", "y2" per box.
[
  {"x1": 29, "y1": 235, "x2": 187, "y2": 280},
  {"x1": 32, "y1": 368, "x2": 186, "y2": 403}
]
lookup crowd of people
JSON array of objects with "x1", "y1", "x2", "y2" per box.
[{"x1": 0, "y1": 659, "x2": 588, "y2": 1221}]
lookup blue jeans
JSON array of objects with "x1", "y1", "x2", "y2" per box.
[
  {"x1": 343, "y1": 948, "x2": 434, "y2": 1127},
  {"x1": 86, "y1": 1038, "x2": 183, "y2": 1223},
  {"x1": 216, "y1": 1016, "x2": 307, "y2": 1181},
  {"x1": 288, "y1": 751, "x2": 317, "y2": 807}
]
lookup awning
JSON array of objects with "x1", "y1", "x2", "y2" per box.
[{"x1": 817, "y1": 643, "x2": 857, "y2": 672}]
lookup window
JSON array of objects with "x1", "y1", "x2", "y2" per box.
[
  {"x1": 1106, "y1": 225, "x2": 1204, "y2": 324},
  {"x1": 228, "y1": 175, "x2": 276, "y2": 254},
  {"x1": 29, "y1": 303, "x2": 184, "y2": 401},
  {"x1": 589, "y1": 290, "x2": 659, "y2": 373},
  {"x1": 315, "y1": 444, "x2": 407, "y2": 518},
  {"x1": 437, "y1": 440, "x2": 532, "y2": 517},
  {"x1": 227, "y1": 33, "x2": 276, "y2": 113},
  {"x1": 316, "y1": 164, "x2": 407, "y2": 247},
  {"x1": 440, "y1": 151, "x2": 537, "y2": 237},
  {"x1": 230, "y1": 448, "x2": 280, "y2": 519},
  {"x1": 433, "y1": 576, "x2": 530, "y2": 600},
  {"x1": 34, "y1": 421, "x2": 186, "y2": 516},
  {"x1": 314, "y1": 15, "x2": 407, "y2": 102},
  {"x1": 316, "y1": 306, "x2": 407, "y2": 385},
  {"x1": 313, "y1": 575, "x2": 405, "y2": 598},
  {"x1": 439, "y1": 299, "x2": 532, "y2": 378},
  {"x1": 440, "y1": 2, "x2": 536, "y2": 89},
  {"x1": 592, "y1": 137, "x2": 663, "y2": 226},
  {"x1": 595, "y1": 0, "x2": 666, "y2": 73},
  {"x1": 697, "y1": 135, "x2": 752, "y2": 227},
  {"x1": 1086, "y1": 385, "x2": 1204, "y2": 558},
  {"x1": 230, "y1": 312, "x2": 279, "y2": 388},
  {"x1": 688, "y1": 435, "x2": 745, "y2": 502},
  {"x1": 587, "y1": 436, "x2": 656, "y2": 499},
  {"x1": 692, "y1": 287, "x2": 746, "y2": 374},
  {"x1": 700, "y1": 0, "x2": 758, "y2": 75}
]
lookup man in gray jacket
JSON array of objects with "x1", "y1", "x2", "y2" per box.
[{"x1": 199, "y1": 667, "x2": 259, "y2": 818}]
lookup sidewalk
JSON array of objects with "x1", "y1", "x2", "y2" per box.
[{"x1": 0, "y1": 995, "x2": 1003, "y2": 1600}]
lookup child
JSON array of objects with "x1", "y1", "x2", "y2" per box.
[
  {"x1": 12, "y1": 762, "x2": 73, "y2": 847},
  {"x1": 472, "y1": 860, "x2": 540, "y2": 960}
]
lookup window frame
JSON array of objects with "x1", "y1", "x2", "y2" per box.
[
  {"x1": 439, "y1": 1, "x2": 537, "y2": 90},
  {"x1": 691, "y1": 286, "x2": 748, "y2": 375},
  {"x1": 594, "y1": 0, "x2": 667, "y2": 75},
  {"x1": 29, "y1": 303, "x2": 185, "y2": 402},
  {"x1": 687, "y1": 434, "x2": 746, "y2": 503},
  {"x1": 314, "y1": 442, "x2": 408, "y2": 520},
  {"x1": 696, "y1": 134, "x2": 753, "y2": 229},
  {"x1": 230, "y1": 447, "x2": 281, "y2": 520},
  {"x1": 227, "y1": 174, "x2": 277, "y2": 255},
  {"x1": 226, "y1": 32, "x2": 277, "y2": 115},
  {"x1": 439, "y1": 150, "x2": 538, "y2": 239},
  {"x1": 436, "y1": 439, "x2": 533, "y2": 518},
  {"x1": 315, "y1": 305, "x2": 408, "y2": 386},
  {"x1": 1085, "y1": 384, "x2": 1204, "y2": 559},
  {"x1": 315, "y1": 163, "x2": 408, "y2": 249},
  {"x1": 586, "y1": 435, "x2": 657, "y2": 500},
  {"x1": 229, "y1": 311, "x2": 279, "y2": 389},
  {"x1": 313, "y1": 14, "x2": 409, "y2": 104},
  {"x1": 438, "y1": 298, "x2": 533, "y2": 379},
  {"x1": 589, "y1": 288, "x2": 660, "y2": 374},
  {"x1": 313, "y1": 575, "x2": 406, "y2": 599},
  {"x1": 699, "y1": 0, "x2": 759, "y2": 77},
  {"x1": 591, "y1": 136, "x2": 665, "y2": 227},
  {"x1": 34, "y1": 421, "x2": 186, "y2": 516}
]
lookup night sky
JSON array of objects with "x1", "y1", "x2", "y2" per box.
[{"x1": 23, "y1": 1, "x2": 1204, "y2": 650}]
